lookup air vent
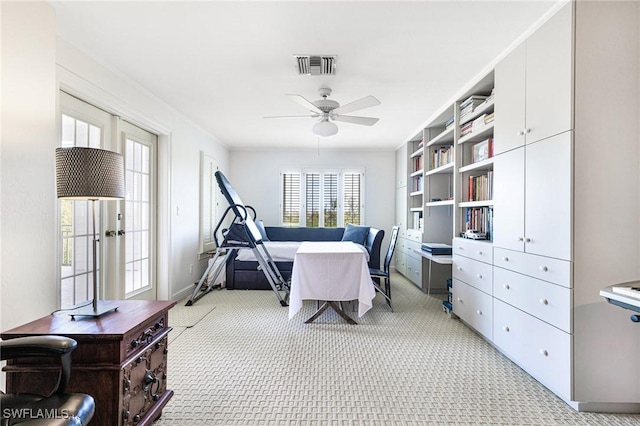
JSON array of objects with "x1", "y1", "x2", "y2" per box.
[{"x1": 294, "y1": 55, "x2": 337, "y2": 75}]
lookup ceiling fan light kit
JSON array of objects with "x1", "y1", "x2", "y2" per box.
[
  {"x1": 268, "y1": 87, "x2": 381, "y2": 137},
  {"x1": 312, "y1": 119, "x2": 339, "y2": 137}
]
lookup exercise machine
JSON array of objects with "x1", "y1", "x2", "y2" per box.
[{"x1": 185, "y1": 171, "x2": 290, "y2": 307}]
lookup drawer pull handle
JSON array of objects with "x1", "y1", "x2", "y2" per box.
[
  {"x1": 458, "y1": 246, "x2": 464, "y2": 250},
  {"x1": 540, "y1": 349, "x2": 549, "y2": 357},
  {"x1": 504, "y1": 284, "x2": 510, "y2": 290},
  {"x1": 539, "y1": 266, "x2": 548, "y2": 272},
  {"x1": 477, "y1": 251, "x2": 483, "y2": 255},
  {"x1": 142, "y1": 369, "x2": 158, "y2": 392},
  {"x1": 502, "y1": 256, "x2": 509, "y2": 262},
  {"x1": 476, "y1": 310, "x2": 482, "y2": 315},
  {"x1": 517, "y1": 237, "x2": 524, "y2": 242},
  {"x1": 503, "y1": 326, "x2": 510, "y2": 332},
  {"x1": 525, "y1": 238, "x2": 531, "y2": 243},
  {"x1": 457, "y1": 267, "x2": 462, "y2": 271},
  {"x1": 477, "y1": 274, "x2": 483, "y2": 279},
  {"x1": 457, "y1": 298, "x2": 463, "y2": 303},
  {"x1": 540, "y1": 298, "x2": 548, "y2": 305}
]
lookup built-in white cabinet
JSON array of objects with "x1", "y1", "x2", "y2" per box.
[
  {"x1": 493, "y1": 299, "x2": 572, "y2": 400},
  {"x1": 493, "y1": 132, "x2": 572, "y2": 261},
  {"x1": 493, "y1": 2, "x2": 572, "y2": 155},
  {"x1": 395, "y1": 0, "x2": 640, "y2": 412},
  {"x1": 395, "y1": 143, "x2": 407, "y2": 189},
  {"x1": 452, "y1": 238, "x2": 493, "y2": 340}
]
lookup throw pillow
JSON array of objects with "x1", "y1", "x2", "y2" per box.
[{"x1": 341, "y1": 223, "x2": 370, "y2": 246}]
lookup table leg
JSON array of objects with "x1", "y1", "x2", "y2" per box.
[
  {"x1": 427, "y1": 259, "x2": 433, "y2": 295},
  {"x1": 304, "y1": 301, "x2": 357, "y2": 324}
]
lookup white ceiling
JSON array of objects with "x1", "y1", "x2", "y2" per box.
[{"x1": 51, "y1": 0, "x2": 562, "y2": 150}]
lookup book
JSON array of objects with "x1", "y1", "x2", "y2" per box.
[
  {"x1": 611, "y1": 285, "x2": 640, "y2": 300},
  {"x1": 421, "y1": 243, "x2": 452, "y2": 255}
]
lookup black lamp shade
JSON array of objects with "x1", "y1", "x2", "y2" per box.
[{"x1": 55, "y1": 147, "x2": 125, "y2": 200}]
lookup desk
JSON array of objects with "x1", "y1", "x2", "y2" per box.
[
  {"x1": 2, "y1": 300, "x2": 176, "y2": 426},
  {"x1": 413, "y1": 248, "x2": 452, "y2": 295},
  {"x1": 600, "y1": 282, "x2": 640, "y2": 318},
  {"x1": 289, "y1": 241, "x2": 376, "y2": 324}
]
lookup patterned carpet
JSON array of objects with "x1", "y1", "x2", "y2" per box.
[{"x1": 155, "y1": 273, "x2": 640, "y2": 425}]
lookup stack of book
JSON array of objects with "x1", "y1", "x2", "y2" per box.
[
  {"x1": 413, "y1": 155, "x2": 423, "y2": 172},
  {"x1": 442, "y1": 278, "x2": 453, "y2": 315},
  {"x1": 445, "y1": 116, "x2": 455, "y2": 129},
  {"x1": 464, "y1": 207, "x2": 493, "y2": 239},
  {"x1": 413, "y1": 175, "x2": 423, "y2": 192},
  {"x1": 467, "y1": 171, "x2": 493, "y2": 201},
  {"x1": 459, "y1": 95, "x2": 488, "y2": 122},
  {"x1": 430, "y1": 145, "x2": 454, "y2": 168},
  {"x1": 421, "y1": 242, "x2": 452, "y2": 255}
]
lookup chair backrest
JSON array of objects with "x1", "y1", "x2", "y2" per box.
[{"x1": 383, "y1": 226, "x2": 400, "y2": 273}]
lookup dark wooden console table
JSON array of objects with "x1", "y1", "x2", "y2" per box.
[{"x1": 1, "y1": 299, "x2": 176, "y2": 426}]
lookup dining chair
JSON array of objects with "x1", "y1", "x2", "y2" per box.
[{"x1": 370, "y1": 225, "x2": 400, "y2": 311}]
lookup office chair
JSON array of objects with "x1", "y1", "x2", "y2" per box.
[
  {"x1": 370, "y1": 225, "x2": 400, "y2": 311},
  {"x1": 1, "y1": 335, "x2": 95, "y2": 426}
]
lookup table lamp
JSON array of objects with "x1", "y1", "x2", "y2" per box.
[{"x1": 55, "y1": 147, "x2": 125, "y2": 318}]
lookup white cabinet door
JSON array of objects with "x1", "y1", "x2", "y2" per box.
[
  {"x1": 526, "y1": 2, "x2": 573, "y2": 145},
  {"x1": 396, "y1": 144, "x2": 408, "y2": 188},
  {"x1": 395, "y1": 186, "x2": 407, "y2": 234},
  {"x1": 494, "y1": 43, "x2": 526, "y2": 155},
  {"x1": 494, "y1": 3, "x2": 572, "y2": 154},
  {"x1": 525, "y1": 133, "x2": 572, "y2": 261},
  {"x1": 492, "y1": 147, "x2": 525, "y2": 252},
  {"x1": 493, "y1": 133, "x2": 572, "y2": 261}
]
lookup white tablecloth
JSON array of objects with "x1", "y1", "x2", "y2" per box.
[{"x1": 288, "y1": 241, "x2": 376, "y2": 319}]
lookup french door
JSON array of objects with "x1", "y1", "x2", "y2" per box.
[{"x1": 58, "y1": 92, "x2": 157, "y2": 307}]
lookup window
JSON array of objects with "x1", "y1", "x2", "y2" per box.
[
  {"x1": 280, "y1": 169, "x2": 364, "y2": 227},
  {"x1": 199, "y1": 152, "x2": 218, "y2": 253}
]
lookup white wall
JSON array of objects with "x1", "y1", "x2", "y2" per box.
[
  {"x1": 228, "y1": 148, "x2": 396, "y2": 248},
  {"x1": 1, "y1": 1, "x2": 58, "y2": 332},
  {"x1": 1, "y1": 1, "x2": 229, "y2": 336}
]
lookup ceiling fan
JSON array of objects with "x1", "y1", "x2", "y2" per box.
[{"x1": 266, "y1": 88, "x2": 381, "y2": 137}]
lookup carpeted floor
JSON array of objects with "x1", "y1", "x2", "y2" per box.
[{"x1": 155, "y1": 273, "x2": 640, "y2": 425}]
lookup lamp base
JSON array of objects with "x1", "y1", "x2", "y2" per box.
[{"x1": 69, "y1": 300, "x2": 119, "y2": 320}]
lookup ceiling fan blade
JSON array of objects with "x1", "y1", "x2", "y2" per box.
[
  {"x1": 332, "y1": 115, "x2": 379, "y2": 126},
  {"x1": 332, "y1": 95, "x2": 381, "y2": 115},
  {"x1": 286, "y1": 94, "x2": 323, "y2": 114},
  {"x1": 264, "y1": 115, "x2": 318, "y2": 119}
]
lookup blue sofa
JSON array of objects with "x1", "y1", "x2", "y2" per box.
[{"x1": 225, "y1": 226, "x2": 385, "y2": 290}]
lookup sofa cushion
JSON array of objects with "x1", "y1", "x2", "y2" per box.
[
  {"x1": 341, "y1": 223, "x2": 370, "y2": 245},
  {"x1": 265, "y1": 227, "x2": 345, "y2": 242}
]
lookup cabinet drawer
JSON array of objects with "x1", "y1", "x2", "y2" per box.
[
  {"x1": 493, "y1": 267, "x2": 572, "y2": 333},
  {"x1": 493, "y1": 299, "x2": 571, "y2": 399},
  {"x1": 405, "y1": 239, "x2": 422, "y2": 255},
  {"x1": 406, "y1": 254, "x2": 422, "y2": 285},
  {"x1": 452, "y1": 255, "x2": 493, "y2": 294},
  {"x1": 394, "y1": 250, "x2": 407, "y2": 276},
  {"x1": 494, "y1": 247, "x2": 571, "y2": 287},
  {"x1": 452, "y1": 279, "x2": 493, "y2": 340},
  {"x1": 453, "y1": 238, "x2": 493, "y2": 264},
  {"x1": 396, "y1": 237, "x2": 409, "y2": 254},
  {"x1": 406, "y1": 229, "x2": 423, "y2": 243}
]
